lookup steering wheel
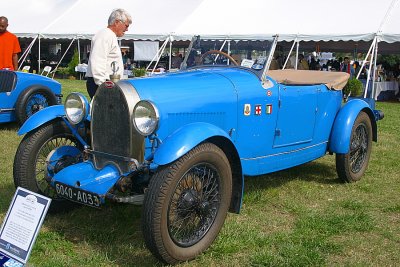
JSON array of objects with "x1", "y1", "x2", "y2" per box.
[{"x1": 200, "y1": 50, "x2": 239, "y2": 66}]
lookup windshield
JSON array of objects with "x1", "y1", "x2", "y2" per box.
[{"x1": 181, "y1": 36, "x2": 274, "y2": 73}]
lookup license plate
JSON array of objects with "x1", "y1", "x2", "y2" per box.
[{"x1": 55, "y1": 182, "x2": 101, "y2": 208}]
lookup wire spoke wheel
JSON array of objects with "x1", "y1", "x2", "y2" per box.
[
  {"x1": 349, "y1": 123, "x2": 368, "y2": 173},
  {"x1": 142, "y1": 142, "x2": 232, "y2": 264},
  {"x1": 25, "y1": 93, "x2": 49, "y2": 117},
  {"x1": 14, "y1": 121, "x2": 82, "y2": 212},
  {"x1": 336, "y1": 112, "x2": 372, "y2": 183},
  {"x1": 35, "y1": 135, "x2": 79, "y2": 198},
  {"x1": 168, "y1": 163, "x2": 221, "y2": 247}
]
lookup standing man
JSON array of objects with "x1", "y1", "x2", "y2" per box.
[
  {"x1": 0, "y1": 16, "x2": 21, "y2": 71},
  {"x1": 86, "y1": 9, "x2": 132, "y2": 98},
  {"x1": 341, "y1": 57, "x2": 355, "y2": 78}
]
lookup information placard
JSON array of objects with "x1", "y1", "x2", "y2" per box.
[{"x1": 0, "y1": 187, "x2": 51, "y2": 265}]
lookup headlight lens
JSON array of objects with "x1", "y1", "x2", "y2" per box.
[
  {"x1": 65, "y1": 93, "x2": 89, "y2": 124},
  {"x1": 133, "y1": 100, "x2": 159, "y2": 136}
]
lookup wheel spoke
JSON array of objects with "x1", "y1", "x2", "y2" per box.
[
  {"x1": 168, "y1": 162, "x2": 221, "y2": 247},
  {"x1": 34, "y1": 135, "x2": 79, "y2": 199},
  {"x1": 349, "y1": 124, "x2": 368, "y2": 173}
]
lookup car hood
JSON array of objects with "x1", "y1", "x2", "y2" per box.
[{"x1": 125, "y1": 68, "x2": 259, "y2": 106}]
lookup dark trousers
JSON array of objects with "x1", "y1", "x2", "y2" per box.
[{"x1": 86, "y1": 77, "x2": 98, "y2": 99}]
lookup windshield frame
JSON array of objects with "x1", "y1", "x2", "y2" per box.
[{"x1": 181, "y1": 35, "x2": 278, "y2": 80}]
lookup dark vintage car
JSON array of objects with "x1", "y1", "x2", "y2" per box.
[
  {"x1": 0, "y1": 70, "x2": 62, "y2": 124},
  {"x1": 12, "y1": 37, "x2": 383, "y2": 264}
]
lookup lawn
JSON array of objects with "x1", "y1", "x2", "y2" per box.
[{"x1": 1, "y1": 79, "x2": 399, "y2": 266}]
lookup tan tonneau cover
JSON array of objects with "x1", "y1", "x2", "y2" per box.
[{"x1": 267, "y1": 70, "x2": 350, "y2": 90}]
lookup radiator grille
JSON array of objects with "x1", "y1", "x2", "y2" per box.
[
  {"x1": 91, "y1": 83, "x2": 131, "y2": 172},
  {"x1": 0, "y1": 70, "x2": 17, "y2": 93}
]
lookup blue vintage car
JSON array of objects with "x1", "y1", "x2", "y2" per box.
[
  {"x1": 0, "y1": 70, "x2": 62, "y2": 124},
  {"x1": 13, "y1": 37, "x2": 383, "y2": 264}
]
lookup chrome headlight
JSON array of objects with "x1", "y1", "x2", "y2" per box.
[
  {"x1": 133, "y1": 100, "x2": 159, "y2": 136},
  {"x1": 64, "y1": 93, "x2": 89, "y2": 125}
]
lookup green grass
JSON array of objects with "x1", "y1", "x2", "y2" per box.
[{"x1": 1, "y1": 80, "x2": 399, "y2": 266}]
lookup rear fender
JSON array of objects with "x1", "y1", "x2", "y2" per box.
[{"x1": 329, "y1": 99, "x2": 377, "y2": 154}]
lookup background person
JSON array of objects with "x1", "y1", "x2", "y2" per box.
[
  {"x1": 341, "y1": 57, "x2": 355, "y2": 78},
  {"x1": 298, "y1": 54, "x2": 309, "y2": 70},
  {"x1": 0, "y1": 16, "x2": 21, "y2": 70},
  {"x1": 85, "y1": 8, "x2": 132, "y2": 98}
]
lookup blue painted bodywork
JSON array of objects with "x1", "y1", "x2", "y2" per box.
[
  {"x1": 329, "y1": 98, "x2": 377, "y2": 153},
  {"x1": 51, "y1": 162, "x2": 120, "y2": 199},
  {"x1": 18, "y1": 105, "x2": 65, "y2": 135},
  {"x1": 0, "y1": 71, "x2": 61, "y2": 123},
  {"x1": 26, "y1": 67, "x2": 382, "y2": 212}
]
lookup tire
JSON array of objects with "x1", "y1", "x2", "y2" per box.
[
  {"x1": 336, "y1": 112, "x2": 373, "y2": 183},
  {"x1": 142, "y1": 142, "x2": 232, "y2": 264},
  {"x1": 13, "y1": 120, "x2": 82, "y2": 212},
  {"x1": 16, "y1": 87, "x2": 57, "y2": 125}
]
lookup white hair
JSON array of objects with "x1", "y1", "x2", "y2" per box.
[{"x1": 108, "y1": 8, "x2": 132, "y2": 25}]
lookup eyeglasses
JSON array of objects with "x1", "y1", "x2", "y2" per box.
[{"x1": 119, "y1": 20, "x2": 129, "y2": 29}]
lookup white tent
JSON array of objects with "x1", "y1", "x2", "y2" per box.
[
  {"x1": 4, "y1": 0, "x2": 400, "y2": 73},
  {"x1": 5, "y1": 0, "x2": 203, "y2": 40},
  {"x1": 174, "y1": 0, "x2": 400, "y2": 43},
  {"x1": 5, "y1": 0, "x2": 400, "y2": 43}
]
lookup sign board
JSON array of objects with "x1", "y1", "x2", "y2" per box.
[{"x1": 0, "y1": 187, "x2": 51, "y2": 266}]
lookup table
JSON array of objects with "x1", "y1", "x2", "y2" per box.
[{"x1": 374, "y1": 81, "x2": 399, "y2": 100}]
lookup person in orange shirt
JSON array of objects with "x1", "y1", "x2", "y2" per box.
[{"x1": 0, "y1": 16, "x2": 21, "y2": 70}]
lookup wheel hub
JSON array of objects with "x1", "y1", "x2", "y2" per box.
[
  {"x1": 31, "y1": 103, "x2": 43, "y2": 113},
  {"x1": 178, "y1": 189, "x2": 199, "y2": 215}
]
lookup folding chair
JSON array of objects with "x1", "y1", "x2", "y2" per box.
[
  {"x1": 22, "y1": 66, "x2": 30, "y2": 72},
  {"x1": 41, "y1": 66, "x2": 52, "y2": 77}
]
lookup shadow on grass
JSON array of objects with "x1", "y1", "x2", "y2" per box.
[
  {"x1": 0, "y1": 180, "x2": 158, "y2": 265},
  {"x1": 244, "y1": 160, "x2": 341, "y2": 193},
  {"x1": 0, "y1": 183, "x2": 17, "y2": 213},
  {"x1": 0, "y1": 121, "x2": 19, "y2": 131},
  {"x1": 42, "y1": 202, "x2": 160, "y2": 266}
]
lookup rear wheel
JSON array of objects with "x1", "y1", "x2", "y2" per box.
[
  {"x1": 16, "y1": 88, "x2": 57, "y2": 124},
  {"x1": 336, "y1": 112, "x2": 372, "y2": 182},
  {"x1": 13, "y1": 120, "x2": 82, "y2": 212},
  {"x1": 142, "y1": 143, "x2": 232, "y2": 264}
]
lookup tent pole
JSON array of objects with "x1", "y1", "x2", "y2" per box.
[
  {"x1": 168, "y1": 35, "x2": 172, "y2": 70},
  {"x1": 295, "y1": 40, "x2": 299, "y2": 70},
  {"x1": 283, "y1": 37, "x2": 297, "y2": 69},
  {"x1": 357, "y1": 37, "x2": 376, "y2": 80},
  {"x1": 38, "y1": 35, "x2": 41, "y2": 72},
  {"x1": 52, "y1": 37, "x2": 76, "y2": 78},
  {"x1": 214, "y1": 39, "x2": 227, "y2": 63},
  {"x1": 147, "y1": 37, "x2": 170, "y2": 74},
  {"x1": 227, "y1": 40, "x2": 231, "y2": 65},
  {"x1": 371, "y1": 39, "x2": 379, "y2": 100},
  {"x1": 19, "y1": 36, "x2": 35, "y2": 63},
  {"x1": 77, "y1": 38, "x2": 81, "y2": 64},
  {"x1": 18, "y1": 35, "x2": 38, "y2": 70},
  {"x1": 364, "y1": 37, "x2": 377, "y2": 98}
]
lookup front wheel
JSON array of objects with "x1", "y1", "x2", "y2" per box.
[
  {"x1": 336, "y1": 112, "x2": 373, "y2": 182},
  {"x1": 13, "y1": 120, "x2": 82, "y2": 212},
  {"x1": 142, "y1": 143, "x2": 232, "y2": 264}
]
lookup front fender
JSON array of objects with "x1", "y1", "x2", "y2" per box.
[
  {"x1": 329, "y1": 99, "x2": 376, "y2": 153},
  {"x1": 153, "y1": 122, "x2": 232, "y2": 166},
  {"x1": 18, "y1": 105, "x2": 65, "y2": 135}
]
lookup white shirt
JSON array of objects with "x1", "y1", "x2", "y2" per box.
[{"x1": 86, "y1": 28, "x2": 124, "y2": 85}]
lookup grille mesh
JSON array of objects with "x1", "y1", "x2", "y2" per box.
[
  {"x1": 0, "y1": 71, "x2": 17, "y2": 93},
  {"x1": 91, "y1": 84, "x2": 131, "y2": 172}
]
